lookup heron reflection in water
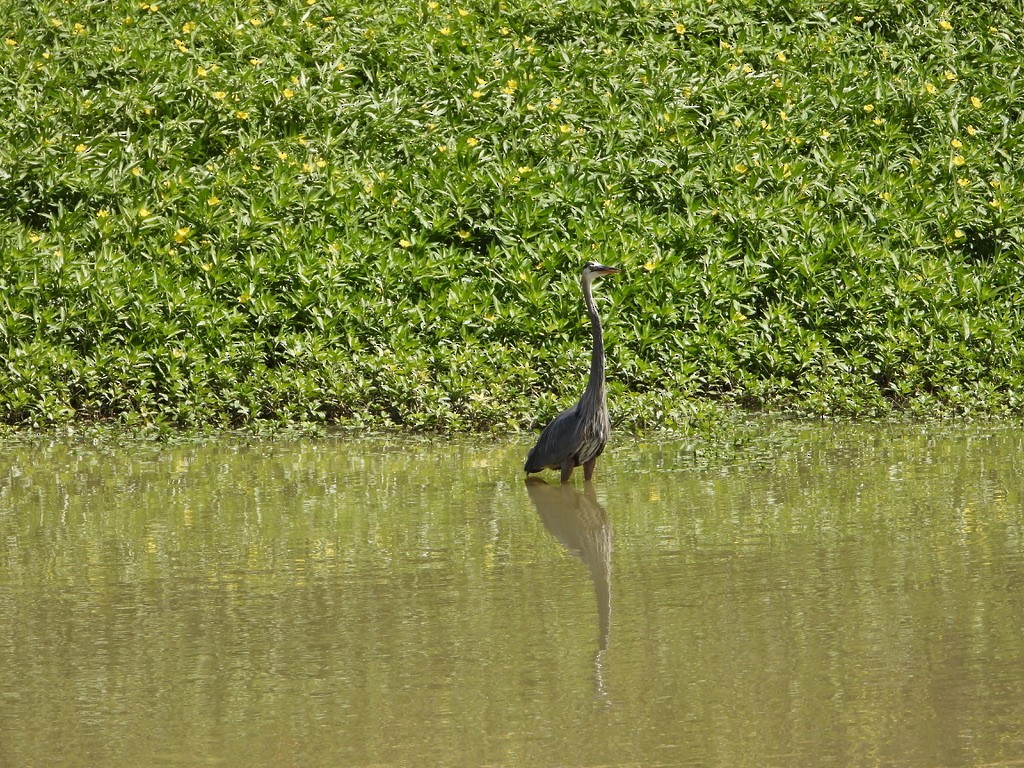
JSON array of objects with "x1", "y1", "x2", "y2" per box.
[{"x1": 525, "y1": 477, "x2": 612, "y2": 697}]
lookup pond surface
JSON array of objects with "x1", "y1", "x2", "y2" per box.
[{"x1": 2, "y1": 422, "x2": 1024, "y2": 767}]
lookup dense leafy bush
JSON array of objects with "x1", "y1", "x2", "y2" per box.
[{"x1": 1, "y1": 0, "x2": 1022, "y2": 430}]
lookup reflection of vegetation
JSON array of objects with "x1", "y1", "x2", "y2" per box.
[
  {"x1": 1, "y1": 426, "x2": 1023, "y2": 764},
  {"x1": 2, "y1": 1, "x2": 1024, "y2": 431}
]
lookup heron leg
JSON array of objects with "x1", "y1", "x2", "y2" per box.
[
  {"x1": 560, "y1": 461, "x2": 574, "y2": 484},
  {"x1": 583, "y1": 458, "x2": 597, "y2": 481}
]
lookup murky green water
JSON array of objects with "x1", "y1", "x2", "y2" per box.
[{"x1": 2, "y1": 422, "x2": 1024, "y2": 766}]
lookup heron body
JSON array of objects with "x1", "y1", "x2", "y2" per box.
[{"x1": 525, "y1": 262, "x2": 619, "y2": 483}]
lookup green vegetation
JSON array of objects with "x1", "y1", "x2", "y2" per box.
[{"x1": 2, "y1": 0, "x2": 1023, "y2": 432}]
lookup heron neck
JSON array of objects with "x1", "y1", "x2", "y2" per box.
[{"x1": 582, "y1": 276, "x2": 606, "y2": 411}]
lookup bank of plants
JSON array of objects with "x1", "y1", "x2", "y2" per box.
[{"x1": 1, "y1": 0, "x2": 1023, "y2": 432}]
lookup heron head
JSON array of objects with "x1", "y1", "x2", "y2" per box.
[{"x1": 582, "y1": 261, "x2": 620, "y2": 281}]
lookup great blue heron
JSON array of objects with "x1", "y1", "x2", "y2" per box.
[{"x1": 524, "y1": 262, "x2": 620, "y2": 483}]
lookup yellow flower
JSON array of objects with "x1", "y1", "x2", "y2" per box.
[
  {"x1": 132, "y1": 167, "x2": 143, "y2": 177},
  {"x1": 957, "y1": 178, "x2": 969, "y2": 188},
  {"x1": 235, "y1": 110, "x2": 248, "y2": 119},
  {"x1": 966, "y1": 125, "x2": 977, "y2": 136},
  {"x1": 924, "y1": 83, "x2": 936, "y2": 95},
  {"x1": 458, "y1": 8, "x2": 469, "y2": 16},
  {"x1": 518, "y1": 166, "x2": 532, "y2": 174},
  {"x1": 938, "y1": 19, "x2": 952, "y2": 31},
  {"x1": 437, "y1": 144, "x2": 447, "y2": 153},
  {"x1": 75, "y1": 143, "x2": 87, "y2": 153},
  {"x1": 990, "y1": 179, "x2": 1001, "y2": 189},
  {"x1": 182, "y1": 21, "x2": 196, "y2": 33},
  {"x1": 951, "y1": 138, "x2": 963, "y2": 148},
  {"x1": 970, "y1": 96, "x2": 983, "y2": 109},
  {"x1": 466, "y1": 137, "x2": 479, "y2": 146},
  {"x1": 456, "y1": 229, "x2": 470, "y2": 240},
  {"x1": 138, "y1": 207, "x2": 151, "y2": 218},
  {"x1": 197, "y1": 66, "x2": 207, "y2": 77},
  {"x1": 4, "y1": 37, "x2": 16, "y2": 46},
  {"x1": 97, "y1": 209, "x2": 109, "y2": 218},
  {"x1": 873, "y1": 117, "x2": 884, "y2": 126},
  {"x1": 559, "y1": 124, "x2": 571, "y2": 133},
  {"x1": 820, "y1": 129, "x2": 832, "y2": 140},
  {"x1": 643, "y1": 260, "x2": 657, "y2": 272},
  {"x1": 439, "y1": 26, "x2": 451, "y2": 35},
  {"x1": 990, "y1": 198, "x2": 1002, "y2": 208},
  {"x1": 174, "y1": 226, "x2": 191, "y2": 242},
  {"x1": 399, "y1": 239, "x2": 412, "y2": 248},
  {"x1": 862, "y1": 103, "x2": 874, "y2": 112},
  {"x1": 213, "y1": 91, "x2": 227, "y2": 99},
  {"x1": 943, "y1": 71, "x2": 957, "y2": 82},
  {"x1": 427, "y1": 1, "x2": 438, "y2": 9},
  {"x1": 238, "y1": 293, "x2": 251, "y2": 304},
  {"x1": 734, "y1": 163, "x2": 747, "y2": 174},
  {"x1": 207, "y1": 195, "x2": 221, "y2": 206},
  {"x1": 282, "y1": 88, "x2": 294, "y2": 98},
  {"x1": 472, "y1": 90, "x2": 483, "y2": 99},
  {"x1": 953, "y1": 229, "x2": 965, "y2": 239},
  {"x1": 952, "y1": 155, "x2": 965, "y2": 166},
  {"x1": 277, "y1": 151, "x2": 289, "y2": 160},
  {"x1": 776, "y1": 50, "x2": 787, "y2": 62},
  {"x1": 675, "y1": 23, "x2": 686, "y2": 34},
  {"x1": 249, "y1": 18, "x2": 262, "y2": 26}
]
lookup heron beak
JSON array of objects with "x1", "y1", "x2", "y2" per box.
[{"x1": 597, "y1": 266, "x2": 620, "y2": 276}]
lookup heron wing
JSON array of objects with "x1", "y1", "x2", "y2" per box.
[{"x1": 524, "y1": 405, "x2": 581, "y2": 473}]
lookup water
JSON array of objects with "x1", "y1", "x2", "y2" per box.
[{"x1": 2, "y1": 422, "x2": 1023, "y2": 766}]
